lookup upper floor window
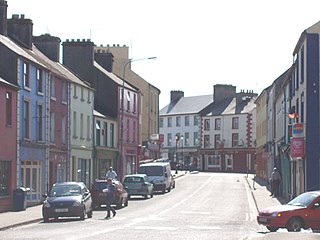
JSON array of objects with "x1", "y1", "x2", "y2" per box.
[
  {"x1": 301, "y1": 46, "x2": 304, "y2": 83},
  {"x1": 214, "y1": 134, "x2": 221, "y2": 148},
  {"x1": 37, "y1": 104, "x2": 43, "y2": 141},
  {"x1": 215, "y1": 118, "x2": 221, "y2": 130},
  {"x1": 81, "y1": 87, "x2": 85, "y2": 101},
  {"x1": 204, "y1": 119, "x2": 210, "y2": 130},
  {"x1": 133, "y1": 121, "x2": 136, "y2": 143},
  {"x1": 73, "y1": 111, "x2": 77, "y2": 138},
  {"x1": 194, "y1": 116, "x2": 198, "y2": 126},
  {"x1": 185, "y1": 116, "x2": 190, "y2": 126},
  {"x1": 133, "y1": 94, "x2": 137, "y2": 113},
  {"x1": 204, "y1": 135, "x2": 210, "y2": 148},
  {"x1": 87, "y1": 90, "x2": 92, "y2": 103},
  {"x1": 167, "y1": 117, "x2": 172, "y2": 127},
  {"x1": 80, "y1": 113, "x2": 84, "y2": 139},
  {"x1": 62, "y1": 81, "x2": 67, "y2": 103},
  {"x1": 110, "y1": 123, "x2": 114, "y2": 147},
  {"x1": 5, "y1": 92, "x2": 12, "y2": 126},
  {"x1": 176, "y1": 116, "x2": 181, "y2": 127},
  {"x1": 159, "y1": 118, "x2": 163, "y2": 128},
  {"x1": 23, "y1": 62, "x2": 30, "y2": 89},
  {"x1": 73, "y1": 84, "x2": 77, "y2": 98},
  {"x1": 194, "y1": 132, "x2": 199, "y2": 146},
  {"x1": 127, "y1": 92, "x2": 131, "y2": 111},
  {"x1": 37, "y1": 69, "x2": 43, "y2": 93},
  {"x1": 167, "y1": 133, "x2": 172, "y2": 146},
  {"x1": 50, "y1": 112, "x2": 55, "y2": 143},
  {"x1": 104, "y1": 122, "x2": 108, "y2": 146},
  {"x1": 96, "y1": 120, "x2": 101, "y2": 146},
  {"x1": 87, "y1": 115, "x2": 91, "y2": 140},
  {"x1": 62, "y1": 116, "x2": 66, "y2": 144},
  {"x1": 184, "y1": 132, "x2": 189, "y2": 146},
  {"x1": 232, "y1": 117, "x2": 239, "y2": 129},
  {"x1": 232, "y1": 133, "x2": 239, "y2": 147},
  {"x1": 50, "y1": 78, "x2": 56, "y2": 99},
  {"x1": 23, "y1": 100, "x2": 30, "y2": 139}
]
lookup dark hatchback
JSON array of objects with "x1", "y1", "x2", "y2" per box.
[
  {"x1": 90, "y1": 179, "x2": 128, "y2": 209},
  {"x1": 42, "y1": 182, "x2": 93, "y2": 222}
]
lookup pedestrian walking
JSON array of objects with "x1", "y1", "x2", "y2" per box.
[
  {"x1": 102, "y1": 178, "x2": 116, "y2": 219},
  {"x1": 270, "y1": 167, "x2": 281, "y2": 197},
  {"x1": 106, "y1": 166, "x2": 117, "y2": 180}
]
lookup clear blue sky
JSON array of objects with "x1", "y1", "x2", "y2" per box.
[{"x1": 6, "y1": 0, "x2": 320, "y2": 108}]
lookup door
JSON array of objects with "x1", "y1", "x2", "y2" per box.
[{"x1": 21, "y1": 160, "x2": 42, "y2": 204}]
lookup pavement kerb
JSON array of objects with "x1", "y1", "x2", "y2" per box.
[
  {"x1": 0, "y1": 218, "x2": 42, "y2": 231},
  {"x1": 244, "y1": 175, "x2": 260, "y2": 212}
]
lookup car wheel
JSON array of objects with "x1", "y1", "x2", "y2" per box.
[
  {"x1": 43, "y1": 217, "x2": 49, "y2": 223},
  {"x1": 150, "y1": 191, "x2": 154, "y2": 198},
  {"x1": 312, "y1": 228, "x2": 320, "y2": 233},
  {"x1": 168, "y1": 186, "x2": 171, "y2": 192},
  {"x1": 80, "y1": 207, "x2": 86, "y2": 221},
  {"x1": 144, "y1": 193, "x2": 149, "y2": 199},
  {"x1": 287, "y1": 217, "x2": 303, "y2": 232},
  {"x1": 172, "y1": 182, "x2": 175, "y2": 189},
  {"x1": 87, "y1": 208, "x2": 93, "y2": 218},
  {"x1": 266, "y1": 226, "x2": 279, "y2": 232},
  {"x1": 124, "y1": 198, "x2": 128, "y2": 207},
  {"x1": 117, "y1": 198, "x2": 123, "y2": 209}
]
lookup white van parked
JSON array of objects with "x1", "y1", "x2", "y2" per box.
[{"x1": 139, "y1": 161, "x2": 172, "y2": 193}]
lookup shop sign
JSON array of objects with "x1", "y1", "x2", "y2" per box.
[
  {"x1": 291, "y1": 137, "x2": 304, "y2": 158},
  {"x1": 292, "y1": 123, "x2": 304, "y2": 138}
]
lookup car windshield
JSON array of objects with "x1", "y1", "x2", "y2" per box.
[
  {"x1": 50, "y1": 184, "x2": 81, "y2": 197},
  {"x1": 139, "y1": 166, "x2": 163, "y2": 176},
  {"x1": 92, "y1": 182, "x2": 108, "y2": 191},
  {"x1": 124, "y1": 177, "x2": 144, "y2": 183},
  {"x1": 287, "y1": 192, "x2": 319, "y2": 207}
]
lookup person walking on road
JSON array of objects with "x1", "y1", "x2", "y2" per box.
[
  {"x1": 270, "y1": 167, "x2": 281, "y2": 197},
  {"x1": 106, "y1": 166, "x2": 117, "y2": 180},
  {"x1": 103, "y1": 178, "x2": 116, "y2": 219}
]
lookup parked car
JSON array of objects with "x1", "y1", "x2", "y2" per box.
[
  {"x1": 123, "y1": 174, "x2": 154, "y2": 199},
  {"x1": 42, "y1": 182, "x2": 93, "y2": 222},
  {"x1": 257, "y1": 191, "x2": 320, "y2": 232},
  {"x1": 139, "y1": 161, "x2": 173, "y2": 193},
  {"x1": 91, "y1": 179, "x2": 128, "y2": 209}
]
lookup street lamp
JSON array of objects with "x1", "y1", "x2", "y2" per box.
[{"x1": 119, "y1": 57, "x2": 157, "y2": 181}]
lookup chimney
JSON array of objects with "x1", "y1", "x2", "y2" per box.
[
  {"x1": 170, "y1": 90, "x2": 184, "y2": 102},
  {"x1": 7, "y1": 14, "x2": 33, "y2": 49},
  {"x1": 213, "y1": 84, "x2": 236, "y2": 103},
  {"x1": 62, "y1": 39, "x2": 95, "y2": 84},
  {"x1": 33, "y1": 34, "x2": 61, "y2": 62},
  {"x1": 0, "y1": 0, "x2": 7, "y2": 36},
  {"x1": 94, "y1": 50, "x2": 114, "y2": 72}
]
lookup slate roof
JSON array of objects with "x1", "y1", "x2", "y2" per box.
[
  {"x1": 0, "y1": 76, "x2": 19, "y2": 89},
  {"x1": 160, "y1": 94, "x2": 213, "y2": 116}
]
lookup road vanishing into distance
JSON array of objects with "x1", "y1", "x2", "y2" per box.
[{"x1": 1, "y1": 172, "x2": 317, "y2": 240}]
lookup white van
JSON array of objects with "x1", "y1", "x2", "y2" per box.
[{"x1": 139, "y1": 161, "x2": 172, "y2": 193}]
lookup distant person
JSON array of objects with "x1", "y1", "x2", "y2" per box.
[
  {"x1": 106, "y1": 166, "x2": 117, "y2": 180},
  {"x1": 270, "y1": 167, "x2": 281, "y2": 197},
  {"x1": 102, "y1": 178, "x2": 116, "y2": 219}
]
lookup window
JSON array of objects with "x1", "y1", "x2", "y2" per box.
[
  {"x1": 167, "y1": 133, "x2": 172, "y2": 146},
  {"x1": 62, "y1": 116, "x2": 66, "y2": 144},
  {"x1": 204, "y1": 135, "x2": 210, "y2": 148},
  {"x1": 194, "y1": 132, "x2": 199, "y2": 146},
  {"x1": 50, "y1": 112, "x2": 55, "y2": 142},
  {"x1": 23, "y1": 100, "x2": 30, "y2": 139},
  {"x1": 159, "y1": 118, "x2": 163, "y2": 128},
  {"x1": 50, "y1": 78, "x2": 56, "y2": 99},
  {"x1": 87, "y1": 115, "x2": 91, "y2": 140},
  {"x1": 37, "y1": 104, "x2": 43, "y2": 141},
  {"x1": 110, "y1": 123, "x2": 114, "y2": 147},
  {"x1": 5, "y1": 92, "x2": 12, "y2": 126},
  {"x1": 226, "y1": 155, "x2": 233, "y2": 170},
  {"x1": 207, "y1": 155, "x2": 220, "y2": 168},
  {"x1": 126, "y1": 119, "x2": 130, "y2": 142},
  {"x1": 215, "y1": 118, "x2": 221, "y2": 130},
  {"x1": 96, "y1": 120, "x2": 101, "y2": 146},
  {"x1": 80, "y1": 113, "x2": 84, "y2": 139},
  {"x1": 176, "y1": 116, "x2": 181, "y2": 127},
  {"x1": 184, "y1": 132, "x2": 189, "y2": 146},
  {"x1": 133, "y1": 94, "x2": 137, "y2": 113},
  {"x1": 23, "y1": 62, "x2": 30, "y2": 89},
  {"x1": 185, "y1": 116, "x2": 189, "y2": 126},
  {"x1": 73, "y1": 111, "x2": 77, "y2": 138},
  {"x1": 0, "y1": 161, "x2": 10, "y2": 196},
  {"x1": 133, "y1": 121, "x2": 136, "y2": 143},
  {"x1": 37, "y1": 69, "x2": 43, "y2": 93},
  {"x1": 87, "y1": 90, "x2": 91, "y2": 103},
  {"x1": 214, "y1": 134, "x2": 221, "y2": 148},
  {"x1": 194, "y1": 116, "x2": 198, "y2": 126},
  {"x1": 167, "y1": 117, "x2": 172, "y2": 127},
  {"x1": 232, "y1": 133, "x2": 239, "y2": 147},
  {"x1": 104, "y1": 122, "x2": 108, "y2": 146},
  {"x1": 151, "y1": 93, "x2": 153, "y2": 112},
  {"x1": 301, "y1": 92, "x2": 304, "y2": 123},
  {"x1": 73, "y1": 84, "x2": 77, "y2": 98},
  {"x1": 62, "y1": 81, "x2": 67, "y2": 103},
  {"x1": 81, "y1": 87, "x2": 84, "y2": 101},
  {"x1": 126, "y1": 92, "x2": 131, "y2": 111},
  {"x1": 301, "y1": 46, "x2": 304, "y2": 83},
  {"x1": 232, "y1": 117, "x2": 239, "y2": 129},
  {"x1": 204, "y1": 119, "x2": 210, "y2": 130}
]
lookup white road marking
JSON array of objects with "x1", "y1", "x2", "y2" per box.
[
  {"x1": 181, "y1": 211, "x2": 212, "y2": 215},
  {"x1": 134, "y1": 226, "x2": 177, "y2": 230},
  {"x1": 190, "y1": 225, "x2": 222, "y2": 230}
]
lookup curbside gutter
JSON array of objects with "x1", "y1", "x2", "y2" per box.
[
  {"x1": 244, "y1": 176, "x2": 259, "y2": 212},
  {"x1": 0, "y1": 218, "x2": 43, "y2": 231}
]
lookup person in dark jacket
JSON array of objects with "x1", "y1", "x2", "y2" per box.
[
  {"x1": 270, "y1": 167, "x2": 281, "y2": 197},
  {"x1": 103, "y1": 178, "x2": 116, "y2": 219}
]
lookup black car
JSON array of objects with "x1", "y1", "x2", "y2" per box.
[{"x1": 42, "y1": 182, "x2": 93, "y2": 222}]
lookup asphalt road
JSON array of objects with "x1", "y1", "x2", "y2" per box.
[{"x1": 1, "y1": 172, "x2": 317, "y2": 240}]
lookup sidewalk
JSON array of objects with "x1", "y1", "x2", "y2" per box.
[{"x1": 0, "y1": 172, "x2": 282, "y2": 231}]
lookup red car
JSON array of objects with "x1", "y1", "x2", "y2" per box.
[
  {"x1": 90, "y1": 179, "x2": 128, "y2": 209},
  {"x1": 257, "y1": 191, "x2": 320, "y2": 232}
]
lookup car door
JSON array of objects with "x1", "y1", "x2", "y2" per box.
[
  {"x1": 82, "y1": 185, "x2": 92, "y2": 211},
  {"x1": 306, "y1": 200, "x2": 320, "y2": 229}
]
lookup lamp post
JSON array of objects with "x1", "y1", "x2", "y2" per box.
[{"x1": 119, "y1": 57, "x2": 157, "y2": 181}]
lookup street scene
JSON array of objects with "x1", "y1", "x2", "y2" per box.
[{"x1": 1, "y1": 172, "x2": 318, "y2": 240}]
